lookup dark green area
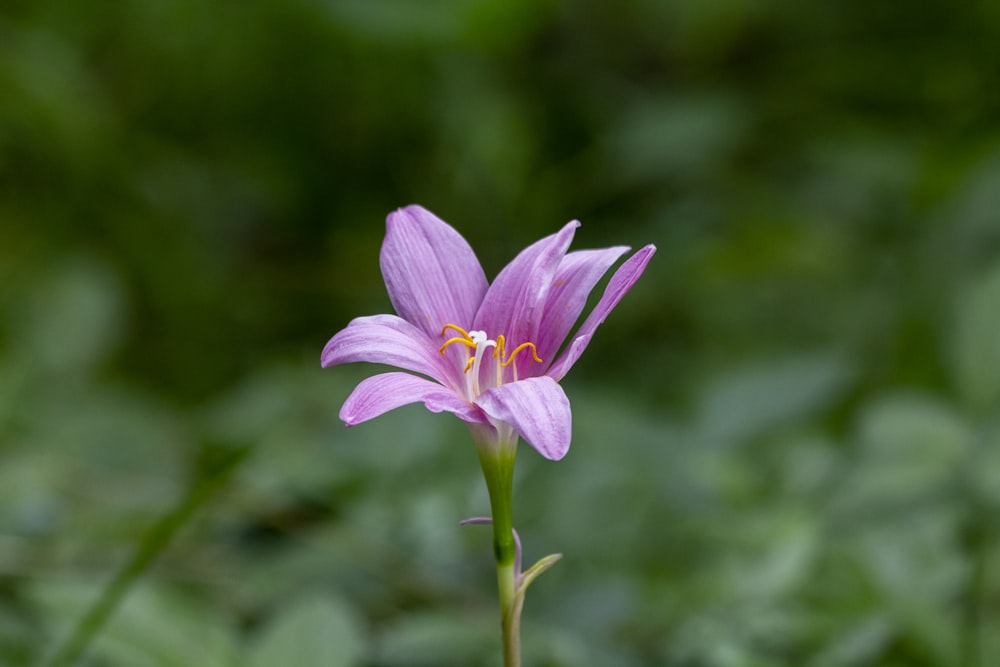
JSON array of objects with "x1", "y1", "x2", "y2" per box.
[{"x1": 3, "y1": 0, "x2": 1000, "y2": 665}]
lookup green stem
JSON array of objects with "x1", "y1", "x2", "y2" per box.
[
  {"x1": 498, "y1": 559, "x2": 521, "y2": 667},
  {"x1": 475, "y1": 429, "x2": 520, "y2": 667}
]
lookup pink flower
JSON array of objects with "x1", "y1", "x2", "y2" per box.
[{"x1": 322, "y1": 205, "x2": 655, "y2": 461}]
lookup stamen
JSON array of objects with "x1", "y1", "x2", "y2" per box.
[
  {"x1": 501, "y1": 342, "x2": 542, "y2": 367},
  {"x1": 492, "y1": 334, "x2": 507, "y2": 359},
  {"x1": 438, "y1": 324, "x2": 542, "y2": 380},
  {"x1": 439, "y1": 336, "x2": 476, "y2": 355},
  {"x1": 441, "y1": 323, "x2": 471, "y2": 338}
]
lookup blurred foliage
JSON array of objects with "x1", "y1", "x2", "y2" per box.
[{"x1": 2, "y1": 0, "x2": 1000, "y2": 665}]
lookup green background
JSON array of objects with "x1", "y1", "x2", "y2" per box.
[{"x1": 3, "y1": 0, "x2": 1000, "y2": 665}]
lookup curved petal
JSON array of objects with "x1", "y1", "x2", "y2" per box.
[
  {"x1": 380, "y1": 205, "x2": 489, "y2": 339},
  {"x1": 340, "y1": 372, "x2": 486, "y2": 426},
  {"x1": 476, "y1": 376, "x2": 572, "y2": 461},
  {"x1": 536, "y1": 246, "x2": 630, "y2": 366},
  {"x1": 547, "y1": 244, "x2": 656, "y2": 381},
  {"x1": 473, "y1": 221, "x2": 580, "y2": 375},
  {"x1": 321, "y1": 314, "x2": 459, "y2": 388}
]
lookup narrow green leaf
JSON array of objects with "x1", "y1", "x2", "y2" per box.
[{"x1": 515, "y1": 553, "x2": 562, "y2": 602}]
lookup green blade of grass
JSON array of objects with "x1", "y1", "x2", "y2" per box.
[{"x1": 38, "y1": 445, "x2": 252, "y2": 667}]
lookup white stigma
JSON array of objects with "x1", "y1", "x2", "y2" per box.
[
  {"x1": 468, "y1": 330, "x2": 496, "y2": 349},
  {"x1": 466, "y1": 330, "x2": 496, "y2": 397}
]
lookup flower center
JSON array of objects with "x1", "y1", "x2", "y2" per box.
[{"x1": 439, "y1": 323, "x2": 542, "y2": 396}]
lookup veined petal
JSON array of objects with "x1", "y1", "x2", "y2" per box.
[
  {"x1": 321, "y1": 314, "x2": 458, "y2": 387},
  {"x1": 380, "y1": 205, "x2": 489, "y2": 339},
  {"x1": 547, "y1": 244, "x2": 656, "y2": 381},
  {"x1": 340, "y1": 372, "x2": 486, "y2": 426},
  {"x1": 476, "y1": 376, "x2": 572, "y2": 461},
  {"x1": 474, "y1": 221, "x2": 580, "y2": 368},
  {"x1": 536, "y1": 246, "x2": 630, "y2": 366}
]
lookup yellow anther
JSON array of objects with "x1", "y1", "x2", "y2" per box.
[
  {"x1": 441, "y1": 323, "x2": 471, "y2": 338},
  {"x1": 439, "y1": 336, "x2": 476, "y2": 355},
  {"x1": 492, "y1": 334, "x2": 507, "y2": 359},
  {"x1": 463, "y1": 356, "x2": 476, "y2": 373},
  {"x1": 501, "y1": 341, "x2": 542, "y2": 367},
  {"x1": 438, "y1": 324, "x2": 476, "y2": 355},
  {"x1": 489, "y1": 333, "x2": 543, "y2": 367}
]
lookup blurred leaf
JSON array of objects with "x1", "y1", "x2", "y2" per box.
[
  {"x1": 321, "y1": 0, "x2": 514, "y2": 46},
  {"x1": 733, "y1": 511, "x2": 818, "y2": 601},
  {"x1": 776, "y1": 433, "x2": 843, "y2": 501},
  {"x1": 664, "y1": 613, "x2": 764, "y2": 667},
  {"x1": 607, "y1": 93, "x2": 750, "y2": 185},
  {"x1": 800, "y1": 137, "x2": 917, "y2": 222},
  {"x1": 9, "y1": 384, "x2": 188, "y2": 535},
  {"x1": 10, "y1": 257, "x2": 124, "y2": 377},
  {"x1": 374, "y1": 610, "x2": 495, "y2": 667},
  {"x1": 971, "y1": 420, "x2": 1000, "y2": 509},
  {"x1": 30, "y1": 581, "x2": 239, "y2": 667},
  {"x1": 694, "y1": 352, "x2": 854, "y2": 444},
  {"x1": 0, "y1": 26, "x2": 110, "y2": 163},
  {"x1": 952, "y1": 261, "x2": 1000, "y2": 411},
  {"x1": 809, "y1": 616, "x2": 894, "y2": 667},
  {"x1": 834, "y1": 393, "x2": 969, "y2": 512},
  {"x1": 852, "y1": 511, "x2": 964, "y2": 667},
  {"x1": 248, "y1": 594, "x2": 365, "y2": 667},
  {"x1": 522, "y1": 621, "x2": 645, "y2": 667}
]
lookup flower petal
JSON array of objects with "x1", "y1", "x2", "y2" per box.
[
  {"x1": 547, "y1": 244, "x2": 656, "y2": 381},
  {"x1": 380, "y1": 205, "x2": 489, "y2": 339},
  {"x1": 321, "y1": 314, "x2": 459, "y2": 388},
  {"x1": 536, "y1": 246, "x2": 631, "y2": 366},
  {"x1": 476, "y1": 376, "x2": 572, "y2": 461},
  {"x1": 474, "y1": 221, "x2": 580, "y2": 371},
  {"x1": 340, "y1": 372, "x2": 486, "y2": 426}
]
